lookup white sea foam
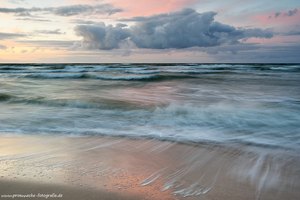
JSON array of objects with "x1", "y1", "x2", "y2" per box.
[{"x1": 0, "y1": 64, "x2": 300, "y2": 151}]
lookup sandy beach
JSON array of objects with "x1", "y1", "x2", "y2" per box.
[
  {"x1": 0, "y1": 180, "x2": 139, "y2": 200},
  {"x1": 0, "y1": 135, "x2": 299, "y2": 200}
]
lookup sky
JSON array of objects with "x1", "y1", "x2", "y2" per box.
[{"x1": 0, "y1": 0, "x2": 299, "y2": 63}]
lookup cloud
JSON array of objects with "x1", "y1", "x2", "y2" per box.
[
  {"x1": 108, "y1": 0, "x2": 197, "y2": 17},
  {"x1": 286, "y1": 31, "x2": 300, "y2": 36},
  {"x1": 213, "y1": 43, "x2": 300, "y2": 63},
  {"x1": 35, "y1": 29, "x2": 64, "y2": 35},
  {"x1": 71, "y1": 19, "x2": 101, "y2": 25},
  {"x1": 75, "y1": 9, "x2": 273, "y2": 50},
  {"x1": 200, "y1": 43, "x2": 260, "y2": 55},
  {"x1": 75, "y1": 23, "x2": 130, "y2": 50},
  {"x1": 0, "y1": 3, "x2": 122, "y2": 17},
  {"x1": 51, "y1": 4, "x2": 122, "y2": 16},
  {"x1": 275, "y1": 12, "x2": 281, "y2": 18},
  {"x1": 9, "y1": 0, "x2": 25, "y2": 4},
  {"x1": 0, "y1": 7, "x2": 40, "y2": 14},
  {"x1": 269, "y1": 8, "x2": 299, "y2": 18},
  {"x1": 0, "y1": 32, "x2": 26, "y2": 40},
  {"x1": 277, "y1": 24, "x2": 300, "y2": 36},
  {"x1": 16, "y1": 17, "x2": 51, "y2": 22},
  {"x1": 18, "y1": 40, "x2": 74, "y2": 48},
  {"x1": 286, "y1": 8, "x2": 298, "y2": 17},
  {"x1": 0, "y1": 44, "x2": 7, "y2": 50}
]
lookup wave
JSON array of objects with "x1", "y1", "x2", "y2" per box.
[
  {"x1": 0, "y1": 92, "x2": 146, "y2": 110},
  {"x1": 1, "y1": 101, "x2": 299, "y2": 151},
  {"x1": 0, "y1": 93, "x2": 14, "y2": 101},
  {"x1": 0, "y1": 67, "x2": 28, "y2": 71},
  {"x1": 0, "y1": 93, "x2": 101, "y2": 109},
  {"x1": 1, "y1": 63, "x2": 300, "y2": 151},
  {"x1": 1, "y1": 64, "x2": 299, "y2": 74},
  {"x1": 24, "y1": 73, "x2": 91, "y2": 79},
  {"x1": 20, "y1": 73, "x2": 198, "y2": 81}
]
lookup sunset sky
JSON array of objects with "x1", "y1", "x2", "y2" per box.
[{"x1": 0, "y1": 0, "x2": 299, "y2": 63}]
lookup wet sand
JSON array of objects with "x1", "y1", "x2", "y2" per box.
[
  {"x1": 0, "y1": 180, "x2": 139, "y2": 200},
  {"x1": 0, "y1": 135, "x2": 300, "y2": 200}
]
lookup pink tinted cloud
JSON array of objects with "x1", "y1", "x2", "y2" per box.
[
  {"x1": 252, "y1": 8, "x2": 300, "y2": 27},
  {"x1": 246, "y1": 9, "x2": 300, "y2": 45},
  {"x1": 109, "y1": 0, "x2": 198, "y2": 17},
  {"x1": 70, "y1": 0, "x2": 197, "y2": 17}
]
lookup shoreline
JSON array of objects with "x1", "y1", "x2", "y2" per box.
[
  {"x1": 1, "y1": 133, "x2": 297, "y2": 154},
  {"x1": 0, "y1": 135, "x2": 300, "y2": 200}
]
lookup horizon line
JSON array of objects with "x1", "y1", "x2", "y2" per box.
[{"x1": 0, "y1": 63, "x2": 299, "y2": 65}]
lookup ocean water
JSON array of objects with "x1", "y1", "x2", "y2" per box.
[{"x1": 0, "y1": 64, "x2": 300, "y2": 151}]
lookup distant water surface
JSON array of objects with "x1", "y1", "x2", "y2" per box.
[{"x1": 0, "y1": 64, "x2": 299, "y2": 151}]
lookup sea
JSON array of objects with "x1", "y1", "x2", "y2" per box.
[{"x1": 0, "y1": 64, "x2": 300, "y2": 152}]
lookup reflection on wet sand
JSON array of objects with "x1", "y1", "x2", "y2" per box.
[{"x1": 0, "y1": 136, "x2": 300, "y2": 200}]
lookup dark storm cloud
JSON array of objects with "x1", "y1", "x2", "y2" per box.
[
  {"x1": 75, "y1": 9, "x2": 273, "y2": 50},
  {"x1": 0, "y1": 32, "x2": 26, "y2": 40},
  {"x1": 0, "y1": 4, "x2": 122, "y2": 16}
]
